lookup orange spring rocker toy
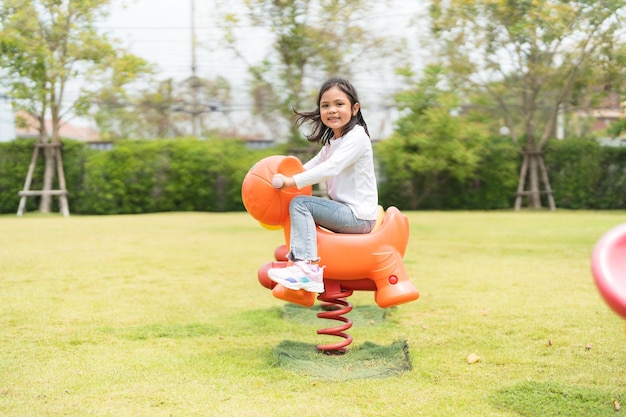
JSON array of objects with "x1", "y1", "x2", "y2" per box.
[{"x1": 242, "y1": 155, "x2": 420, "y2": 352}]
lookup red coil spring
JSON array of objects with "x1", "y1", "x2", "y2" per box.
[{"x1": 316, "y1": 289, "x2": 354, "y2": 354}]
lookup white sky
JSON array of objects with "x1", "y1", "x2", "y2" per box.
[
  {"x1": 96, "y1": 0, "x2": 428, "y2": 138},
  {"x1": 102, "y1": 0, "x2": 230, "y2": 82},
  {"x1": 101, "y1": 0, "x2": 425, "y2": 81}
]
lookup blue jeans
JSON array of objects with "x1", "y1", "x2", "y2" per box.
[{"x1": 287, "y1": 195, "x2": 376, "y2": 262}]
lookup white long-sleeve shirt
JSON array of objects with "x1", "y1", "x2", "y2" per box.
[{"x1": 293, "y1": 125, "x2": 379, "y2": 220}]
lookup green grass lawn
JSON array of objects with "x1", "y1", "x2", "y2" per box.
[{"x1": 1, "y1": 210, "x2": 625, "y2": 416}]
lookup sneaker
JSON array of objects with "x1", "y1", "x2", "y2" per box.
[{"x1": 267, "y1": 261, "x2": 325, "y2": 293}]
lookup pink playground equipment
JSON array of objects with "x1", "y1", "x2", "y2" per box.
[
  {"x1": 241, "y1": 155, "x2": 420, "y2": 353},
  {"x1": 591, "y1": 223, "x2": 626, "y2": 320}
]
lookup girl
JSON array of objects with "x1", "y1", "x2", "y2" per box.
[{"x1": 268, "y1": 78, "x2": 379, "y2": 293}]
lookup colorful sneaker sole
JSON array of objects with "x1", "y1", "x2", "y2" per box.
[
  {"x1": 267, "y1": 270, "x2": 324, "y2": 293},
  {"x1": 301, "y1": 281, "x2": 324, "y2": 293},
  {"x1": 267, "y1": 271, "x2": 304, "y2": 291}
]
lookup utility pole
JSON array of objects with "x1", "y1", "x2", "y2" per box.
[{"x1": 190, "y1": 0, "x2": 200, "y2": 137}]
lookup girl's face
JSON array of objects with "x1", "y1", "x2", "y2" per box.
[{"x1": 319, "y1": 86, "x2": 360, "y2": 138}]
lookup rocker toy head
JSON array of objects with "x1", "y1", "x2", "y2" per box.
[{"x1": 241, "y1": 155, "x2": 311, "y2": 227}]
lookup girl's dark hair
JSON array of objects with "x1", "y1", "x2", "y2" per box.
[{"x1": 294, "y1": 78, "x2": 369, "y2": 145}]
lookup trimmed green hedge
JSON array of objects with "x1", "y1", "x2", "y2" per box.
[
  {"x1": 1, "y1": 136, "x2": 625, "y2": 214},
  {"x1": 74, "y1": 139, "x2": 271, "y2": 214},
  {"x1": 0, "y1": 139, "x2": 36, "y2": 214},
  {"x1": 544, "y1": 138, "x2": 626, "y2": 209},
  {"x1": 377, "y1": 136, "x2": 626, "y2": 211},
  {"x1": 0, "y1": 138, "x2": 271, "y2": 215},
  {"x1": 594, "y1": 146, "x2": 626, "y2": 209},
  {"x1": 545, "y1": 139, "x2": 603, "y2": 209}
]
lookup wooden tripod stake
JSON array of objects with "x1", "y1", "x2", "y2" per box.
[
  {"x1": 17, "y1": 142, "x2": 70, "y2": 217},
  {"x1": 514, "y1": 150, "x2": 556, "y2": 211}
]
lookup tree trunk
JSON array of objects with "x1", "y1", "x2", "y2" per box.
[
  {"x1": 39, "y1": 145, "x2": 56, "y2": 213},
  {"x1": 529, "y1": 153, "x2": 541, "y2": 208}
]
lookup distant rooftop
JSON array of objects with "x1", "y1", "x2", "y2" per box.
[{"x1": 14, "y1": 110, "x2": 101, "y2": 142}]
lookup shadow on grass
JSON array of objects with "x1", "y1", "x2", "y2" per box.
[
  {"x1": 271, "y1": 339, "x2": 411, "y2": 381},
  {"x1": 491, "y1": 381, "x2": 624, "y2": 417}
]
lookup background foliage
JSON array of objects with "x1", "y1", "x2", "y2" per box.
[
  {"x1": 0, "y1": 139, "x2": 269, "y2": 215},
  {"x1": 545, "y1": 140, "x2": 626, "y2": 210},
  {"x1": 1, "y1": 137, "x2": 626, "y2": 214}
]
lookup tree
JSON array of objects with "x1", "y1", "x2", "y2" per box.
[
  {"x1": 376, "y1": 65, "x2": 490, "y2": 209},
  {"x1": 92, "y1": 75, "x2": 233, "y2": 140},
  {"x1": 172, "y1": 75, "x2": 232, "y2": 137},
  {"x1": 427, "y1": 0, "x2": 626, "y2": 209},
  {"x1": 216, "y1": 0, "x2": 402, "y2": 144},
  {"x1": 0, "y1": 0, "x2": 151, "y2": 214},
  {"x1": 92, "y1": 79, "x2": 177, "y2": 140}
]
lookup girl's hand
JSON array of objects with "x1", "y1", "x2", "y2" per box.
[{"x1": 272, "y1": 174, "x2": 295, "y2": 189}]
